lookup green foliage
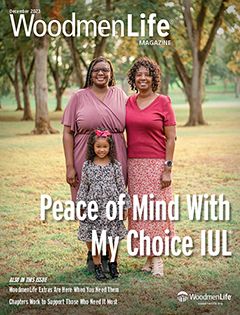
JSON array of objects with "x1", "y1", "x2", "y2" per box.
[{"x1": 0, "y1": 1, "x2": 239, "y2": 120}]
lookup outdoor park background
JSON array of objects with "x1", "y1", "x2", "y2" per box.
[{"x1": 0, "y1": 1, "x2": 240, "y2": 314}]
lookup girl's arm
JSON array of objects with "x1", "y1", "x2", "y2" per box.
[{"x1": 63, "y1": 126, "x2": 78, "y2": 187}]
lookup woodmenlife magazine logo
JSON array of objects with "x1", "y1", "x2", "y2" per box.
[{"x1": 9, "y1": 11, "x2": 171, "y2": 45}]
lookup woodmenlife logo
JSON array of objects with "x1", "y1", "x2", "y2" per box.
[{"x1": 177, "y1": 291, "x2": 232, "y2": 306}]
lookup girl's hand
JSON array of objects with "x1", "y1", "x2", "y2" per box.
[
  {"x1": 161, "y1": 170, "x2": 172, "y2": 189},
  {"x1": 75, "y1": 208, "x2": 85, "y2": 220},
  {"x1": 123, "y1": 209, "x2": 129, "y2": 220},
  {"x1": 66, "y1": 166, "x2": 78, "y2": 187}
]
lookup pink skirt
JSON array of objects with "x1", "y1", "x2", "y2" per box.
[{"x1": 128, "y1": 158, "x2": 175, "y2": 256}]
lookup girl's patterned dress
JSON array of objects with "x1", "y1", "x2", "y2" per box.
[{"x1": 77, "y1": 160, "x2": 130, "y2": 242}]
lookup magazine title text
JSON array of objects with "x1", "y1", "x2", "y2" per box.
[{"x1": 10, "y1": 12, "x2": 170, "y2": 38}]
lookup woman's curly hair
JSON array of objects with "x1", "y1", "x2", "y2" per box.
[
  {"x1": 127, "y1": 57, "x2": 161, "y2": 92},
  {"x1": 86, "y1": 129, "x2": 116, "y2": 164},
  {"x1": 84, "y1": 56, "x2": 116, "y2": 88}
]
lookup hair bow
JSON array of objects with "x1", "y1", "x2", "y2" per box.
[{"x1": 95, "y1": 130, "x2": 111, "y2": 137}]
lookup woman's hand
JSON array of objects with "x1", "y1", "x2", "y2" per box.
[
  {"x1": 123, "y1": 209, "x2": 129, "y2": 220},
  {"x1": 63, "y1": 126, "x2": 77, "y2": 187},
  {"x1": 66, "y1": 165, "x2": 78, "y2": 187},
  {"x1": 161, "y1": 169, "x2": 172, "y2": 189}
]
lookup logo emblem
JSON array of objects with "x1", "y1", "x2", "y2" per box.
[{"x1": 177, "y1": 291, "x2": 188, "y2": 302}]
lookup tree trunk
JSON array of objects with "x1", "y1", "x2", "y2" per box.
[
  {"x1": 224, "y1": 79, "x2": 228, "y2": 92},
  {"x1": 31, "y1": 0, "x2": 58, "y2": 134},
  {"x1": 48, "y1": 51, "x2": 73, "y2": 112},
  {"x1": 93, "y1": 36, "x2": 107, "y2": 58},
  {"x1": 15, "y1": 57, "x2": 23, "y2": 111},
  {"x1": 172, "y1": 0, "x2": 226, "y2": 126},
  {"x1": 15, "y1": 82, "x2": 23, "y2": 111},
  {"x1": 7, "y1": 72, "x2": 23, "y2": 111},
  {"x1": 53, "y1": 69, "x2": 62, "y2": 111},
  {"x1": 186, "y1": 96, "x2": 206, "y2": 126},
  {"x1": 161, "y1": 73, "x2": 170, "y2": 95},
  {"x1": 55, "y1": 88, "x2": 62, "y2": 111},
  {"x1": 54, "y1": 68, "x2": 63, "y2": 112},
  {"x1": 21, "y1": 81, "x2": 33, "y2": 120},
  {"x1": 19, "y1": 52, "x2": 33, "y2": 120},
  {"x1": 64, "y1": 37, "x2": 84, "y2": 88},
  {"x1": 32, "y1": 36, "x2": 58, "y2": 134},
  {"x1": 235, "y1": 77, "x2": 240, "y2": 98},
  {"x1": 93, "y1": 0, "x2": 111, "y2": 58},
  {"x1": 185, "y1": 56, "x2": 207, "y2": 126},
  {"x1": 6, "y1": 56, "x2": 23, "y2": 111}
]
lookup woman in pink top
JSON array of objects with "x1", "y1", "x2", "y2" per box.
[
  {"x1": 126, "y1": 57, "x2": 176, "y2": 277},
  {"x1": 62, "y1": 56, "x2": 128, "y2": 201},
  {"x1": 62, "y1": 56, "x2": 128, "y2": 272}
]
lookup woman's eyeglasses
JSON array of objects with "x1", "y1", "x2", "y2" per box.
[{"x1": 92, "y1": 68, "x2": 111, "y2": 73}]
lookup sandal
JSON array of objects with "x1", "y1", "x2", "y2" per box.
[
  {"x1": 141, "y1": 257, "x2": 153, "y2": 272},
  {"x1": 151, "y1": 257, "x2": 164, "y2": 277}
]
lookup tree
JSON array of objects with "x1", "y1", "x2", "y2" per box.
[
  {"x1": 205, "y1": 40, "x2": 230, "y2": 87},
  {"x1": 19, "y1": 51, "x2": 34, "y2": 120},
  {"x1": 93, "y1": 0, "x2": 112, "y2": 58},
  {"x1": 170, "y1": 0, "x2": 228, "y2": 125},
  {"x1": 51, "y1": 0, "x2": 86, "y2": 87},
  {"x1": 48, "y1": 38, "x2": 74, "y2": 111},
  {"x1": 1, "y1": 0, "x2": 37, "y2": 118},
  {"x1": 64, "y1": 36, "x2": 85, "y2": 87},
  {"x1": 0, "y1": 75, "x2": 11, "y2": 109},
  {"x1": 4, "y1": 54, "x2": 23, "y2": 111},
  {"x1": 113, "y1": 36, "x2": 138, "y2": 92},
  {"x1": 225, "y1": 28, "x2": 240, "y2": 97},
  {"x1": 30, "y1": 0, "x2": 58, "y2": 134}
]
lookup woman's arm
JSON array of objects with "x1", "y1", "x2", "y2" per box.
[
  {"x1": 63, "y1": 126, "x2": 78, "y2": 187},
  {"x1": 161, "y1": 125, "x2": 176, "y2": 188}
]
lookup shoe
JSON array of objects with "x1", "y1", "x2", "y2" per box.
[
  {"x1": 101, "y1": 253, "x2": 110, "y2": 273},
  {"x1": 108, "y1": 262, "x2": 119, "y2": 279},
  {"x1": 86, "y1": 251, "x2": 95, "y2": 273},
  {"x1": 86, "y1": 251, "x2": 110, "y2": 273},
  {"x1": 141, "y1": 257, "x2": 153, "y2": 272},
  {"x1": 151, "y1": 257, "x2": 164, "y2": 277},
  {"x1": 94, "y1": 264, "x2": 108, "y2": 281}
]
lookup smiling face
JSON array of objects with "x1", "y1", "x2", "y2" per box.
[
  {"x1": 91, "y1": 61, "x2": 112, "y2": 88},
  {"x1": 94, "y1": 138, "x2": 110, "y2": 159},
  {"x1": 134, "y1": 66, "x2": 153, "y2": 92}
]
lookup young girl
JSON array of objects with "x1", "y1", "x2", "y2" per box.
[{"x1": 76, "y1": 129, "x2": 130, "y2": 281}]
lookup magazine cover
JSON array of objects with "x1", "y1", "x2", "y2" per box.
[{"x1": 0, "y1": 0, "x2": 239, "y2": 314}]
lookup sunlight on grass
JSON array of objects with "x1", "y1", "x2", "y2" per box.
[{"x1": 0, "y1": 104, "x2": 240, "y2": 314}]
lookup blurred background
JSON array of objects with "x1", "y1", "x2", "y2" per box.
[{"x1": 0, "y1": 0, "x2": 239, "y2": 130}]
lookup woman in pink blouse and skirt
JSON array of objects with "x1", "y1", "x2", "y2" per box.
[
  {"x1": 126, "y1": 57, "x2": 176, "y2": 277},
  {"x1": 62, "y1": 56, "x2": 128, "y2": 272},
  {"x1": 62, "y1": 56, "x2": 128, "y2": 201}
]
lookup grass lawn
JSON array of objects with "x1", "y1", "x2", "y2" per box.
[{"x1": 0, "y1": 97, "x2": 240, "y2": 314}]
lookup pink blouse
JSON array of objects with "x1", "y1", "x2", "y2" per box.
[
  {"x1": 126, "y1": 94, "x2": 176, "y2": 159},
  {"x1": 62, "y1": 86, "x2": 128, "y2": 201}
]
